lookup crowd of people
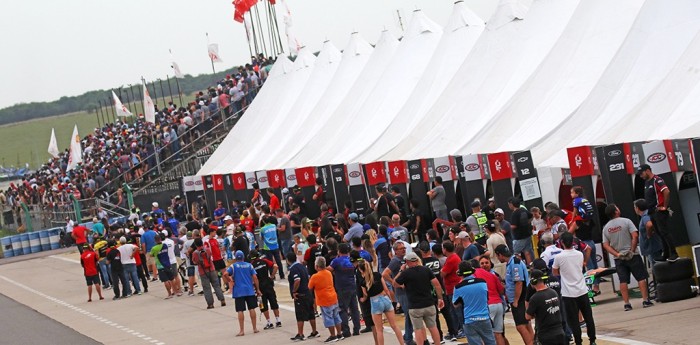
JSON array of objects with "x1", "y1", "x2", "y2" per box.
[{"x1": 0, "y1": 54, "x2": 275, "y2": 227}]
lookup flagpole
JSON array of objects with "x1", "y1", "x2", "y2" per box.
[
  {"x1": 249, "y1": 11, "x2": 260, "y2": 56},
  {"x1": 270, "y1": 2, "x2": 284, "y2": 55},
  {"x1": 244, "y1": 17, "x2": 254, "y2": 59},
  {"x1": 134, "y1": 82, "x2": 144, "y2": 117},
  {"x1": 97, "y1": 100, "x2": 104, "y2": 126},
  {"x1": 107, "y1": 96, "x2": 116, "y2": 123},
  {"x1": 158, "y1": 78, "x2": 168, "y2": 105},
  {"x1": 253, "y1": 4, "x2": 267, "y2": 57},
  {"x1": 95, "y1": 105, "x2": 101, "y2": 127},
  {"x1": 166, "y1": 75, "x2": 175, "y2": 105},
  {"x1": 171, "y1": 74, "x2": 183, "y2": 106},
  {"x1": 206, "y1": 32, "x2": 216, "y2": 75}
]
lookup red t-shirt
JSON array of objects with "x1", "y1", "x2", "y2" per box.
[
  {"x1": 441, "y1": 253, "x2": 462, "y2": 295},
  {"x1": 73, "y1": 226, "x2": 88, "y2": 245},
  {"x1": 81, "y1": 251, "x2": 99, "y2": 276},
  {"x1": 208, "y1": 237, "x2": 222, "y2": 261},
  {"x1": 241, "y1": 219, "x2": 255, "y2": 232},
  {"x1": 269, "y1": 194, "x2": 281, "y2": 212},
  {"x1": 133, "y1": 245, "x2": 142, "y2": 266},
  {"x1": 473, "y1": 268, "x2": 505, "y2": 305}
]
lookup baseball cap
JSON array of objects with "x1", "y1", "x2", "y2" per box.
[
  {"x1": 235, "y1": 250, "x2": 245, "y2": 260},
  {"x1": 152, "y1": 202, "x2": 159, "y2": 208},
  {"x1": 637, "y1": 164, "x2": 651, "y2": 175},
  {"x1": 348, "y1": 213, "x2": 359, "y2": 221},
  {"x1": 404, "y1": 252, "x2": 420, "y2": 262},
  {"x1": 224, "y1": 215, "x2": 233, "y2": 221},
  {"x1": 362, "y1": 224, "x2": 371, "y2": 231},
  {"x1": 457, "y1": 231, "x2": 469, "y2": 239},
  {"x1": 494, "y1": 208, "x2": 504, "y2": 215},
  {"x1": 484, "y1": 219, "x2": 497, "y2": 231}
]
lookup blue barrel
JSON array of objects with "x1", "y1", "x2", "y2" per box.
[
  {"x1": 28, "y1": 232, "x2": 41, "y2": 253},
  {"x1": 11, "y1": 235, "x2": 23, "y2": 255},
  {"x1": 1, "y1": 236, "x2": 13, "y2": 258},
  {"x1": 20, "y1": 234, "x2": 30, "y2": 255},
  {"x1": 48, "y1": 228, "x2": 61, "y2": 250},
  {"x1": 39, "y1": 230, "x2": 51, "y2": 251}
]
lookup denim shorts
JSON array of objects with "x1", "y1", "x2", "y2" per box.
[
  {"x1": 370, "y1": 294, "x2": 393, "y2": 314},
  {"x1": 320, "y1": 304, "x2": 342, "y2": 328}
]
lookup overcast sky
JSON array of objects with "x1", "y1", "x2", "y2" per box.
[{"x1": 0, "y1": 0, "x2": 497, "y2": 110}]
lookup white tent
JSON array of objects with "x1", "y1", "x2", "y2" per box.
[
  {"x1": 282, "y1": 30, "x2": 401, "y2": 169},
  {"x1": 256, "y1": 32, "x2": 374, "y2": 171},
  {"x1": 350, "y1": 1, "x2": 485, "y2": 164},
  {"x1": 377, "y1": 0, "x2": 581, "y2": 162}
]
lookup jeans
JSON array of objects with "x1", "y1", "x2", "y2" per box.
[
  {"x1": 123, "y1": 263, "x2": 140, "y2": 295},
  {"x1": 337, "y1": 289, "x2": 361, "y2": 336},
  {"x1": 136, "y1": 264, "x2": 149, "y2": 292},
  {"x1": 280, "y1": 239, "x2": 293, "y2": 257},
  {"x1": 562, "y1": 294, "x2": 595, "y2": 345},
  {"x1": 440, "y1": 295, "x2": 458, "y2": 336},
  {"x1": 98, "y1": 259, "x2": 111, "y2": 287},
  {"x1": 111, "y1": 269, "x2": 127, "y2": 298},
  {"x1": 396, "y1": 292, "x2": 414, "y2": 342},
  {"x1": 464, "y1": 319, "x2": 496, "y2": 345},
  {"x1": 652, "y1": 210, "x2": 678, "y2": 257},
  {"x1": 264, "y1": 249, "x2": 285, "y2": 279},
  {"x1": 445, "y1": 294, "x2": 463, "y2": 335},
  {"x1": 200, "y1": 270, "x2": 225, "y2": 306}
]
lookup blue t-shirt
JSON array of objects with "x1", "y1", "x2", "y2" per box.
[
  {"x1": 93, "y1": 223, "x2": 105, "y2": 236},
  {"x1": 167, "y1": 218, "x2": 179, "y2": 237},
  {"x1": 462, "y1": 243, "x2": 480, "y2": 261},
  {"x1": 287, "y1": 262, "x2": 310, "y2": 296},
  {"x1": 359, "y1": 249, "x2": 373, "y2": 262},
  {"x1": 505, "y1": 256, "x2": 529, "y2": 303},
  {"x1": 260, "y1": 223, "x2": 279, "y2": 251},
  {"x1": 330, "y1": 256, "x2": 355, "y2": 291},
  {"x1": 227, "y1": 261, "x2": 257, "y2": 298},
  {"x1": 374, "y1": 237, "x2": 391, "y2": 269},
  {"x1": 453, "y1": 275, "x2": 490, "y2": 324},
  {"x1": 142, "y1": 230, "x2": 157, "y2": 251}
]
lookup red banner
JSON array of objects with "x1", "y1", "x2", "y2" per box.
[
  {"x1": 487, "y1": 152, "x2": 513, "y2": 181},
  {"x1": 267, "y1": 169, "x2": 286, "y2": 188},
  {"x1": 212, "y1": 175, "x2": 224, "y2": 191},
  {"x1": 364, "y1": 161, "x2": 387, "y2": 186},
  {"x1": 387, "y1": 161, "x2": 408, "y2": 184},
  {"x1": 295, "y1": 166, "x2": 316, "y2": 187},
  {"x1": 567, "y1": 146, "x2": 595, "y2": 178},
  {"x1": 232, "y1": 173, "x2": 246, "y2": 190}
]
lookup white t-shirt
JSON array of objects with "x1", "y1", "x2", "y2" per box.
[
  {"x1": 118, "y1": 244, "x2": 137, "y2": 265},
  {"x1": 552, "y1": 249, "x2": 587, "y2": 298},
  {"x1": 163, "y1": 238, "x2": 177, "y2": 265},
  {"x1": 540, "y1": 244, "x2": 563, "y2": 269}
]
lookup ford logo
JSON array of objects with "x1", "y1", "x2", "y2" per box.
[
  {"x1": 465, "y1": 163, "x2": 479, "y2": 171},
  {"x1": 259, "y1": 177, "x2": 268, "y2": 182},
  {"x1": 246, "y1": 178, "x2": 256, "y2": 183},
  {"x1": 409, "y1": 164, "x2": 420, "y2": 169},
  {"x1": 333, "y1": 168, "x2": 343, "y2": 173},
  {"x1": 647, "y1": 152, "x2": 666, "y2": 164},
  {"x1": 607, "y1": 150, "x2": 622, "y2": 157},
  {"x1": 348, "y1": 171, "x2": 361, "y2": 178},
  {"x1": 435, "y1": 165, "x2": 450, "y2": 173},
  {"x1": 516, "y1": 156, "x2": 528, "y2": 163}
]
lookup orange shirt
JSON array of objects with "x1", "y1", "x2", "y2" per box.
[{"x1": 308, "y1": 269, "x2": 337, "y2": 307}]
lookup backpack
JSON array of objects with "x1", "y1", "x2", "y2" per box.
[
  {"x1": 576, "y1": 198, "x2": 595, "y2": 220},
  {"x1": 197, "y1": 249, "x2": 213, "y2": 271}
]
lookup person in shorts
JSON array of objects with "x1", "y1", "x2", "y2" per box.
[
  {"x1": 249, "y1": 250, "x2": 282, "y2": 329},
  {"x1": 286, "y1": 252, "x2": 319, "y2": 341},
  {"x1": 80, "y1": 244, "x2": 104, "y2": 302},
  {"x1": 496, "y1": 244, "x2": 534, "y2": 345},
  {"x1": 453, "y1": 261, "x2": 496, "y2": 345},
  {"x1": 394, "y1": 252, "x2": 445, "y2": 345},
  {"x1": 150, "y1": 234, "x2": 175, "y2": 298},
  {"x1": 308, "y1": 257, "x2": 343, "y2": 343},
  {"x1": 224, "y1": 250, "x2": 260, "y2": 336}
]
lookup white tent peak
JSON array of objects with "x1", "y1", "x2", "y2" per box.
[
  {"x1": 293, "y1": 47, "x2": 316, "y2": 70},
  {"x1": 404, "y1": 9, "x2": 442, "y2": 38},
  {"x1": 344, "y1": 32, "x2": 374, "y2": 57},
  {"x1": 446, "y1": 0, "x2": 485, "y2": 32},
  {"x1": 488, "y1": 0, "x2": 533, "y2": 30},
  {"x1": 268, "y1": 54, "x2": 294, "y2": 78},
  {"x1": 315, "y1": 40, "x2": 342, "y2": 66},
  {"x1": 375, "y1": 30, "x2": 399, "y2": 49}
]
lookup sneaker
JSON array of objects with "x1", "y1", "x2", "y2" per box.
[
  {"x1": 455, "y1": 331, "x2": 465, "y2": 339},
  {"x1": 443, "y1": 333, "x2": 455, "y2": 341},
  {"x1": 198, "y1": 291, "x2": 204, "y2": 295},
  {"x1": 336, "y1": 335, "x2": 345, "y2": 341},
  {"x1": 624, "y1": 304, "x2": 633, "y2": 311},
  {"x1": 290, "y1": 334, "x2": 305, "y2": 341},
  {"x1": 188, "y1": 292, "x2": 195, "y2": 296},
  {"x1": 580, "y1": 321, "x2": 587, "y2": 328},
  {"x1": 165, "y1": 295, "x2": 173, "y2": 299},
  {"x1": 440, "y1": 339, "x2": 446, "y2": 344},
  {"x1": 220, "y1": 300, "x2": 226, "y2": 307},
  {"x1": 137, "y1": 292, "x2": 143, "y2": 295},
  {"x1": 324, "y1": 336, "x2": 338, "y2": 343},
  {"x1": 643, "y1": 300, "x2": 654, "y2": 308},
  {"x1": 352, "y1": 330, "x2": 360, "y2": 336},
  {"x1": 360, "y1": 327, "x2": 372, "y2": 334},
  {"x1": 309, "y1": 331, "x2": 320, "y2": 338},
  {"x1": 207, "y1": 305, "x2": 214, "y2": 309},
  {"x1": 112, "y1": 296, "x2": 120, "y2": 300},
  {"x1": 341, "y1": 332, "x2": 351, "y2": 339},
  {"x1": 276, "y1": 321, "x2": 282, "y2": 328},
  {"x1": 264, "y1": 323, "x2": 275, "y2": 330},
  {"x1": 667, "y1": 254, "x2": 680, "y2": 262}
]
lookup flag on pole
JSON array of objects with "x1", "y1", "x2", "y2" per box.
[
  {"x1": 244, "y1": 16, "x2": 254, "y2": 43},
  {"x1": 66, "y1": 125, "x2": 82, "y2": 171},
  {"x1": 143, "y1": 84, "x2": 156, "y2": 124},
  {"x1": 48, "y1": 128, "x2": 60, "y2": 158},
  {"x1": 171, "y1": 61, "x2": 184, "y2": 78},
  {"x1": 208, "y1": 44, "x2": 223, "y2": 63},
  {"x1": 280, "y1": 0, "x2": 302, "y2": 55},
  {"x1": 112, "y1": 91, "x2": 133, "y2": 117}
]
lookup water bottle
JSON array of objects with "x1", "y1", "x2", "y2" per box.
[{"x1": 258, "y1": 296, "x2": 263, "y2": 309}]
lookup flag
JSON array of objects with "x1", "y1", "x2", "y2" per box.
[
  {"x1": 244, "y1": 16, "x2": 254, "y2": 43},
  {"x1": 48, "y1": 128, "x2": 60, "y2": 158},
  {"x1": 171, "y1": 61, "x2": 184, "y2": 78},
  {"x1": 234, "y1": 9, "x2": 244, "y2": 23},
  {"x1": 208, "y1": 43, "x2": 223, "y2": 63},
  {"x1": 112, "y1": 91, "x2": 132, "y2": 117},
  {"x1": 66, "y1": 125, "x2": 82, "y2": 171},
  {"x1": 143, "y1": 84, "x2": 156, "y2": 123},
  {"x1": 213, "y1": 175, "x2": 224, "y2": 191},
  {"x1": 280, "y1": 0, "x2": 302, "y2": 55}
]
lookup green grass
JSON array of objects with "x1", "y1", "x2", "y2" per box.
[{"x1": 0, "y1": 93, "x2": 196, "y2": 169}]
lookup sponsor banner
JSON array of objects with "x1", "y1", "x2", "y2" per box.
[
  {"x1": 285, "y1": 168, "x2": 297, "y2": 187},
  {"x1": 212, "y1": 174, "x2": 224, "y2": 191},
  {"x1": 364, "y1": 161, "x2": 387, "y2": 186},
  {"x1": 193, "y1": 176, "x2": 203, "y2": 191},
  {"x1": 666, "y1": 139, "x2": 692, "y2": 172},
  {"x1": 596, "y1": 144, "x2": 637, "y2": 220},
  {"x1": 642, "y1": 140, "x2": 671, "y2": 175},
  {"x1": 567, "y1": 146, "x2": 595, "y2": 178},
  {"x1": 267, "y1": 169, "x2": 286, "y2": 189},
  {"x1": 407, "y1": 160, "x2": 423, "y2": 183},
  {"x1": 347, "y1": 162, "x2": 364, "y2": 186},
  {"x1": 232, "y1": 172, "x2": 246, "y2": 190},
  {"x1": 487, "y1": 152, "x2": 513, "y2": 181},
  {"x1": 329, "y1": 164, "x2": 350, "y2": 210},
  {"x1": 433, "y1": 156, "x2": 456, "y2": 181},
  {"x1": 295, "y1": 166, "x2": 316, "y2": 188},
  {"x1": 202, "y1": 175, "x2": 213, "y2": 190},
  {"x1": 461, "y1": 154, "x2": 485, "y2": 181},
  {"x1": 424, "y1": 158, "x2": 435, "y2": 182},
  {"x1": 628, "y1": 142, "x2": 646, "y2": 173},
  {"x1": 182, "y1": 176, "x2": 196, "y2": 192},
  {"x1": 244, "y1": 171, "x2": 257, "y2": 189},
  {"x1": 387, "y1": 160, "x2": 408, "y2": 184},
  {"x1": 513, "y1": 151, "x2": 536, "y2": 179},
  {"x1": 255, "y1": 171, "x2": 270, "y2": 189}
]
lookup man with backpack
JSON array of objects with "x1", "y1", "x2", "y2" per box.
[
  {"x1": 570, "y1": 187, "x2": 599, "y2": 293},
  {"x1": 508, "y1": 198, "x2": 534, "y2": 265},
  {"x1": 190, "y1": 237, "x2": 226, "y2": 309}
]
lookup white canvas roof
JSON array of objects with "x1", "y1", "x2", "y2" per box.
[
  {"x1": 535, "y1": 0, "x2": 700, "y2": 168},
  {"x1": 257, "y1": 33, "x2": 374, "y2": 171},
  {"x1": 377, "y1": 0, "x2": 580, "y2": 162},
  {"x1": 349, "y1": 1, "x2": 485, "y2": 164}
]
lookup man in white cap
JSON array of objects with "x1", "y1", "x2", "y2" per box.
[
  {"x1": 151, "y1": 202, "x2": 164, "y2": 218},
  {"x1": 494, "y1": 208, "x2": 513, "y2": 251}
]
